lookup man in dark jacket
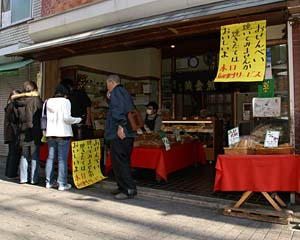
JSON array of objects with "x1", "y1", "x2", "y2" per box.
[
  {"x1": 105, "y1": 74, "x2": 136, "y2": 200},
  {"x1": 13, "y1": 81, "x2": 43, "y2": 184}
]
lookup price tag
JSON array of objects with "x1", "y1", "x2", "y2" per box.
[
  {"x1": 162, "y1": 137, "x2": 171, "y2": 151},
  {"x1": 228, "y1": 127, "x2": 240, "y2": 146},
  {"x1": 174, "y1": 129, "x2": 181, "y2": 142},
  {"x1": 264, "y1": 130, "x2": 280, "y2": 148}
]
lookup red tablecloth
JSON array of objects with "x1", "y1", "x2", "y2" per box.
[
  {"x1": 106, "y1": 141, "x2": 206, "y2": 181},
  {"x1": 214, "y1": 154, "x2": 300, "y2": 192}
]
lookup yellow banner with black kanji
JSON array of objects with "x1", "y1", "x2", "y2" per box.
[
  {"x1": 214, "y1": 20, "x2": 266, "y2": 82},
  {"x1": 72, "y1": 139, "x2": 106, "y2": 189}
]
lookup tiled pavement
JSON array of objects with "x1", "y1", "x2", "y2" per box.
[{"x1": 2, "y1": 155, "x2": 300, "y2": 239}]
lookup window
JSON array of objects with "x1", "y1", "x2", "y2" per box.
[{"x1": 1, "y1": 0, "x2": 32, "y2": 28}]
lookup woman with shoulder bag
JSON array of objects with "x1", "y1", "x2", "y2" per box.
[{"x1": 45, "y1": 83, "x2": 81, "y2": 191}]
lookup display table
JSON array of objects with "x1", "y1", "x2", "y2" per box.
[
  {"x1": 106, "y1": 141, "x2": 206, "y2": 182},
  {"x1": 214, "y1": 154, "x2": 300, "y2": 211}
]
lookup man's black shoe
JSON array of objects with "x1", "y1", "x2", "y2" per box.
[
  {"x1": 114, "y1": 192, "x2": 136, "y2": 200},
  {"x1": 110, "y1": 188, "x2": 122, "y2": 195}
]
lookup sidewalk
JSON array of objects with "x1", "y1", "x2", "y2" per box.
[{"x1": 1, "y1": 156, "x2": 300, "y2": 240}]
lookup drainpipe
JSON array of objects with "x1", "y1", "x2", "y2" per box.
[
  {"x1": 288, "y1": 21, "x2": 295, "y2": 147},
  {"x1": 288, "y1": 20, "x2": 295, "y2": 204}
]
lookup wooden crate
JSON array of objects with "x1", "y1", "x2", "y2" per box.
[
  {"x1": 256, "y1": 147, "x2": 294, "y2": 155},
  {"x1": 224, "y1": 147, "x2": 256, "y2": 155},
  {"x1": 223, "y1": 207, "x2": 292, "y2": 225}
]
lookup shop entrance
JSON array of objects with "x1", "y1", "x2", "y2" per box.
[
  {"x1": 10, "y1": 2, "x2": 291, "y2": 203},
  {"x1": 58, "y1": 22, "x2": 289, "y2": 204}
]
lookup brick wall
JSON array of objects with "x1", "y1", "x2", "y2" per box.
[
  {"x1": 293, "y1": 22, "x2": 300, "y2": 150},
  {"x1": 42, "y1": 0, "x2": 101, "y2": 16}
]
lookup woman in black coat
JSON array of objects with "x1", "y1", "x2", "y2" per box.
[{"x1": 4, "y1": 90, "x2": 21, "y2": 179}]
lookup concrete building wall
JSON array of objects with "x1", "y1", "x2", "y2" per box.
[
  {"x1": 31, "y1": 0, "x2": 225, "y2": 42},
  {"x1": 61, "y1": 48, "x2": 161, "y2": 78}
]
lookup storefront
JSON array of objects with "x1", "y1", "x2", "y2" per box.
[{"x1": 8, "y1": 0, "x2": 299, "y2": 197}]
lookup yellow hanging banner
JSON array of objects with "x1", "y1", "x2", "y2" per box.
[
  {"x1": 214, "y1": 20, "x2": 266, "y2": 82},
  {"x1": 72, "y1": 139, "x2": 106, "y2": 189}
]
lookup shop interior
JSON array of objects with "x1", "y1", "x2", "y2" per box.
[{"x1": 57, "y1": 22, "x2": 289, "y2": 204}]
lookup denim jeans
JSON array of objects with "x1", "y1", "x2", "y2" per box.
[
  {"x1": 45, "y1": 138, "x2": 70, "y2": 186},
  {"x1": 19, "y1": 144, "x2": 40, "y2": 184}
]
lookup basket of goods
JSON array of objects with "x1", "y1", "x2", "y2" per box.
[
  {"x1": 255, "y1": 143, "x2": 294, "y2": 155},
  {"x1": 180, "y1": 135, "x2": 194, "y2": 144},
  {"x1": 166, "y1": 133, "x2": 176, "y2": 142},
  {"x1": 139, "y1": 133, "x2": 164, "y2": 148},
  {"x1": 224, "y1": 136, "x2": 257, "y2": 155},
  {"x1": 139, "y1": 139, "x2": 164, "y2": 148},
  {"x1": 251, "y1": 124, "x2": 285, "y2": 143}
]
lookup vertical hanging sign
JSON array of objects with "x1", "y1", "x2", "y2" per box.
[{"x1": 214, "y1": 20, "x2": 266, "y2": 82}]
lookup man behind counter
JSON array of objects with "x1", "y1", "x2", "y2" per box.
[{"x1": 142, "y1": 101, "x2": 162, "y2": 132}]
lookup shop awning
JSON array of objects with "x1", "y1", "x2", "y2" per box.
[
  {"x1": 0, "y1": 59, "x2": 33, "y2": 75},
  {"x1": 7, "y1": 0, "x2": 285, "y2": 61}
]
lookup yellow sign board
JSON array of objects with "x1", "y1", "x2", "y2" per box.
[
  {"x1": 72, "y1": 139, "x2": 106, "y2": 189},
  {"x1": 214, "y1": 20, "x2": 266, "y2": 82}
]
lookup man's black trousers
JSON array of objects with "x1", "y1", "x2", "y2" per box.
[{"x1": 110, "y1": 137, "x2": 137, "y2": 195}]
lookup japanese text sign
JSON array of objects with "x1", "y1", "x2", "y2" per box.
[
  {"x1": 72, "y1": 139, "x2": 106, "y2": 189},
  {"x1": 252, "y1": 97, "x2": 281, "y2": 117},
  {"x1": 264, "y1": 130, "x2": 280, "y2": 148},
  {"x1": 215, "y1": 20, "x2": 266, "y2": 82},
  {"x1": 228, "y1": 127, "x2": 240, "y2": 146}
]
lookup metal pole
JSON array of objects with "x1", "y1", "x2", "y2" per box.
[{"x1": 288, "y1": 20, "x2": 296, "y2": 205}]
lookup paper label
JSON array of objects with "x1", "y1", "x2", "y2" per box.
[
  {"x1": 228, "y1": 127, "x2": 240, "y2": 146},
  {"x1": 162, "y1": 137, "x2": 171, "y2": 151},
  {"x1": 264, "y1": 130, "x2": 280, "y2": 148}
]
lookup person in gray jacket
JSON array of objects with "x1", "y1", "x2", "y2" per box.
[{"x1": 105, "y1": 74, "x2": 137, "y2": 200}]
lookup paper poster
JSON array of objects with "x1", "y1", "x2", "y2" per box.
[
  {"x1": 215, "y1": 20, "x2": 266, "y2": 82},
  {"x1": 264, "y1": 47, "x2": 273, "y2": 79},
  {"x1": 228, "y1": 127, "x2": 240, "y2": 146},
  {"x1": 242, "y1": 103, "x2": 251, "y2": 121},
  {"x1": 72, "y1": 139, "x2": 106, "y2": 189},
  {"x1": 264, "y1": 130, "x2": 280, "y2": 148},
  {"x1": 252, "y1": 97, "x2": 281, "y2": 117}
]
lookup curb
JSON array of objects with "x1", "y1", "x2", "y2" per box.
[
  {"x1": 92, "y1": 180, "x2": 257, "y2": 210},
  {"x1": 92, "y1": 180, "x2": 300, "y2": 224}
]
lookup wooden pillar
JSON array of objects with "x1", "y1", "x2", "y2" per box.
[{"x1": 44, "y1": 60, "x2": 60, "y2": 99}]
